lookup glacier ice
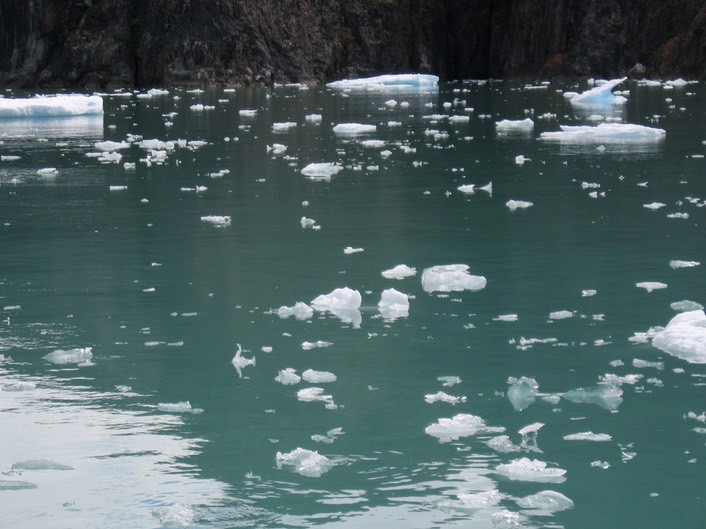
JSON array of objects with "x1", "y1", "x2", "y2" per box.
[
  {"x1": 311, "y1": 287, "x2": 362, "y2": 326},
  {"x1": 421, "y1": 264, "x2": 487, "y2": 293},
  {"x1": 541, "y1": 123, "x2": 666, "y2": 143},
  {"x1": 301, "y1": 162, "x2": 343, "y2": 180},
  {"x1": 381, "y1": 264, "x2": 417, "y2": 279},
  {"x1": 457, "y1": 184, "x2": 475, "y2": 194},
  {"x1": 43, "y1": 347, "x2": 93, "y2": 365},
  {"x1": 670, "y1": 260, "x2": 700, "y2": 269},
  {"x1": 232, "y1": 344, "x2": 256, "y2": 378},
  {"x1": 636, "y1": 281, "x2": 668, "y2": 293},
  {"x1": 495, "y1": 118, "x2": 534, "y2": 132},
  {"x1": 671, "y1": 300, "x2": 704, "y2": 312},
  {"x1": 277, "y1": 302, "x2": 314, "y2": 320},
  {"x1": 569, "y1": 78, "x2": 627, "y2": 106},
  {"x1": 506, "y1": 199, "x2": 533, "y2": 211},
  {"x1": 563, "y1": 432, "x2": 612, "y2": 442},
  {"x1": 652, "y1": 310, "x2": 706, "y2": 363},
  {"x1": 549, "y1": 310, "x2": 574, "y2": 320},
  {"x1": 424, "y1": 391, "x2": 467, "y2": 405},
  {"x1": 332, "y1": 123, "x2": 377, "y2": 135},
  {"x1": 297, "y1": 387, "x2": 334, "y2": 405},
  {"x1": 326, "y1": 73, "x2": 438, "y2": 91},
  {"x1": 157, "y1": 401, "x2": 204, "y2": 414},
  {"x1": 200, "y1": 215, "x2": 231, "y2": 228},
  {"x1": 0, "y1": 94, "x2": 104, "y2": 118},
  {"x1": 562, "y1": 385, "x2": 623, "y2": 410},
  {"x1": 378, "y1": 288, "x2": 410, "y2": 320},
  {"x1": 275, "y1": 368, "x2": 301, "y2": 385},
  {"x1": 495, "y1": 458, "x2": 567, "y2": 483},
  {"x1": 302, "y1": 369, "x2": 337, "y2": 383},
  {"x1": 275, "y1": 447, "x2": 334, "y2": 477}
]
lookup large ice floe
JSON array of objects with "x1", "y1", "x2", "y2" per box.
[
  {"x1": 326, "y1": 73, "x2": 439, "y2": 91},
  {"x1": 541, "y1": 123, "x2": 666, "y2": 143},
  {"x1": 0, "y1": 94, "x2": 104, "y2": 118},
  {"x1": 421, "y1": 264, "x2": 487, "y2": 293},
  {"x1": 652, "y1": 310, "x2": 706, "y2": 363}
]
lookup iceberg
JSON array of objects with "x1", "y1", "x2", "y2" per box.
[
  {"x1": 506, "y1": 200, "x2": 533, "y2": 211},
  {"x1": 0, "y1": 94, "x2": 103, "y2": 118},
  {"x1": 495, "y1": 458, "x2": 567, "y2": 483},
  {"x1": 43, "y1": 347, "x2": 93, "y2": 365},
  {"x1": 652, "y1": 310, "x2": 706, "y2": 363},
  {"x1": 277, "y1": 302, "x2": 314, "y2": 320},
  {"x1": 507, "y1": 376, "x2": 538, "y2": 411},
  {"x1": 301, "y1": 162, "x2": 343, "y2": 180},
  {"x1": 569, "y1": 78, "x2": 627, "y2": 106},
  {"x1": 276, "y1": 448, "x2": 335, "y2": 477},
  {"x1": 378, "y1": 288, "x2": 410, "y2": 320},
  {"x1": 495, "y1": 118, "x2": 534, "y2": 132},
  {"x1": 425, "y1": 413, "x2": 499, "y2": 443},
  {"x1": 326, "y1": 73, "x2": 439, "y2": 91},
  {"x1": 302, "y1": 369, "x2": 337, "y2": 383},
  {"x1": 381, "y1": 264, "x2": 417, "y2": 279},
  {"x1": 275, "y1": 368, "x2": 301, "y2": 385},
  {"x1": 231, "y1": 344, "x2": 256, "y2": 378},
  {"x1": 540, "y1": 123, "x2": 666, "y2": 143},
  {"x1": 332, "y1": 123, "x2": 377, "y2": 135},
  {"x1": 311, "y1": 287, "x2": 362, "y2": 326},
  {"x1": 421, "y1": 264, "x2": 487, "y2": 293}
]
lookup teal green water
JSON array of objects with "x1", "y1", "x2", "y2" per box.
[{"x1": 1, "y1": 80, "x2": 706, "y2": 529}]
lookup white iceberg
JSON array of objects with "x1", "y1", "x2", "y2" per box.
[
  {"x1": 381, "y1": 264, "x2": 417, "y2": 279},
  {"x1": 296, "y1": 387, "x2": 335, "y2": 405},
  {"x1": 495, "y1": 458, "x2": 567, "y2": 483},
  {"x1": 541, "y1": 123, "x2": 665, "y2": 143},
  {"x1": 563, "y1": 432, "x2": 612, "y2": 442},
  {"x1": 425, "y1": 413, "x2": 499, "y2": 443},
  {"x1": 495, "y1": 118, "x2": 534, "y2": 132},
  {"x1": 200, "y1": 215, "x2": 231, "y2": 227},
  {"x1": 457, "y1": 184, "x2": 475, "y2": 194},
  {"x1": 0, "y1": 94, "x2": 104, "y2": 118},
  {"x1": 332, "y1": 123, "x2": 377, "y2": 135},
  {"x1": 326, "y1": 73, "x2": 439, "y2": 91},
  {"x1": 275, "y1": 448, "x2": 334, "y2": 477},
  {"x1": 301, "y1": 162, "x2": 343, "y2": 180},
  {"x1": 277, "y1": 302, "x2": 314, "y2": 320},
  {"x1": 636, "y1": 281, "x2": 667, "y2": 293},
  {"x1": 652, "y1": 310, "x2": 706, "y2": 363},
  {"x1": 378, "y1": 288, "x2": 410, "y2": 320},
  {"x1": 311, "y1": 287, "x2": 362, "y2": 326},
  {"x1": 274, "y1": 368, "x2": 301, "y2": 385},
  {"x1": 569, "y1": 78, "x2": 627, "y2": 106},
  {"x1": 670, "y1": 260, "x2": 700, "y2": 269},
  {"x1": 302, "y1": 369, "x2": 337, "y2": 383},
  {"x1": 421, "y1": 264, "x2": 487, "y2": 293},
  {"x1": 506, "y1": 199, "x2": 533, "y2": 211}
]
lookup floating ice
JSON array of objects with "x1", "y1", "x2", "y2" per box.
[
  {"x1": 563, "y1": 432, "x2": 612, "y2": 442},
  {"x1": 0, "y1": 94, "x2": 103, "y2": 118},
  {"x1": 424, "y1": 391, "x2": 467, "y2": 405},
  {"x1": 582, "y1": 289, "x2": 597, "y2": 297},
  {"x1": 300, "y1": 216, "x2": 318, "y2": 229},
  {"x1": 671, "y1": 300, "x2": 704, "y2": 312},
  {"x1": 267, "y1": 143, "x2": 287, "y2": 155},
  {"x1": 239, "y1": 109, "x2": 257, "y2": 117},
  {"x1": 311, "y1": 287, "x2": 362, "y2": 326},
  {"x1": 549, "y1": 310, "x2": 574, "y2": 320},
  {"x1": 495, "y1": 314, "x2": 518, "y2": 322},
  {"x1": 487, "y1": 435, "x2": 522, "y2": 453},
  {"x1": 457, "y1": 184, "x2": 475, "y2": 194},
  {"x1": 277, "y1": 302, "x2": 314, "y2": 320},
  {"x1": 301, "y1": 162, "x2": 343, "y2": 180},
  {"x1": 378, "y1": 288, "x2": 410, "y2": 320},
  {"x1": 275, "y1": 448, "x2": 334, "y2": 477},
  {"x1": 381, "y1": 264, "x2": 417, "y2": 279},
  {"x1": 569, "y1": 78, "x2": 627, "y2": 106},
  {"x1": 495, "y1": 118, "x2": 534, "y2": 132},
  {"x1": 275, "y1": 368, "x2": 301, "y2": 385},
  {"x1": 302, "y1": 369, "x2": 337, "y2": 383},
  {"x1": 157, "y1": 401, "x2": 204, "y2": 414},
  {"x1": 301, "y1": 340, "x2": 333, "y2": 350},
  {"x1": 670, "y1": 260, "x2": 700, "y2": 269},
  {"x1": 2, "y1": 381, "x2": 36, "y2": 391},
  {"x1": 438, "y1": 375, "x2": 462, "y2": 387},
  {"x1": 506, "y1": 199, "x2": 533, "y2": 211},
  {"x1": 440, "y1": 489, "x2": 502, "y2": 512},
  {"x1": 425, "y1": 413, "x2": 501, "y2": 443},
  {"x1": 333, "y1": 123, "x2": 377, "y2": 135},
  {"x1": 11, "y1": 459, "x2": 73, "y2": 471},
  {"x1": 297, "y1": 387, "x2": 334, "y2": 406},
  {"x1": 515, "y1": 154, "x2": 530, "y2": 165},
  {"x1": 507, "y1": 376, "x2": 539, "y2": 411},
  {"x1": 421, "y1": 264, "x2": 487, "y2": 293},
  {"x1": 516, "y1": 490, "x2": 574, "y2": 512},
  {"x1": 541, "y1": 123, "x2": 666, "y2": 143},
  {"x1": 636, "y1": 281, "x2": 668, "y2": 293},
  {"x1": 43, "y1": 347, "x2": 93, "y2": 365},
  {"x1": 652, "y1": 310, "x2": 706, "y2": 363},
  {"x1": 326, "y1": 73, "x2": 439, "y2": 91},
  {"x1": 312, "y1": 427, "x2": 344, "y2": 444},
  {"x1": 95, "y1": 140, "x2": 130, "y2": 151},
  {"x1": 272, "y1": 122, "x2": 297, "y2": 132},
  {"x1": 200, "y1": 215, "x2": 231, "y2": 227},
  {"x1": 562, "y1": 385, "x2": 623, "y2": 410},
  {"x1": 232, "y1": 344, "x2": 256, "y2": 378},
  {"x1": 495, "y1": 458, "x2": 567, "y2": 483},
  {"x1": 37, "y1": 167, "x2": 58, "y2": 176},
  {"x1": 632, "y1": 358, "x2": 664, "y2": 370}
]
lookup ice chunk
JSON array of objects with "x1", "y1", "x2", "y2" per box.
[
  {"x1": 311, "y1": 287, "x2": 362, "y2": 326},
  {"x1": 300, "y1": 216, "x2": 318, "y2": 228},
  {"x1": 381, "y1": 264, "x2": 417, "y2": 279},
  {"x1": 378, "y1": 288, "x2": 410, "y2": 320},
  {"x1": 95, "y1": 140, "x2": 130, "y2": 151},
  {"x1": 277, "y1": 302, "x2": 314, "y2": 320},
  {"x1": 457, "y1": 184, "x2": 475, "y2": 194},
  {"x1": 343, "y1": 246, "x2": 364, "y2": 254},
  {"x1": 632, "y1": 358, "x2": 664, "y2": 370},
  {"x1": 275, "y1": 368, "x2": 301, "y2": 385},
  {"x1": 671, "y1": 300, "x2": 704, "y2": 312},
  {"x1": 487, "y1": 435, "x2": 522, "y2": 453},
  {"x1": 494, "y1": 314, "x2": 518, "y2": 322},
  {"x1": 37, "y1": 167, "x2": 58, "y2": 176},
  {"x1": 495, "y1": 458, "x2": 567, "y2": 483},
  {"x1": 563, "y1": 432, "x2": 612, "y2": 441},
  {"x1": 569, "y1": 78, "x2": 627, "y2": 106},
  {"x1": 652, "y1": 310, "x2": 706, "y2": 363},
  {"x1": 495, "y1": 118, "x2": 534, "y2": 132},
  {"x1": 326, "y1": 73, "x2": 439, "y2": 91},
  {"x1": 670, "y1": 260, "x2": 700, "y2": 269},
  {"x1": 549, "y1": 310, "x2": 574, "y2": 320},
  {"x1": 200, "y1": 215, "x2": 231, "y2": 228},
  {"x1": 562, "y1": 385, "x2": 623, "y2": 410},
  {"x1": 297, "y1": 387, "x2": 334, "y2": 405},
  {"x1": 424, "y1": 391, "x2": 467, "y2": 405},
  {"x1": 636, "y1": 281, "x2": 668, "y2": 293},
  {"x1": 0, "y1": 94, "x2": 103, "y2": 118},
  {"x1": 643, "y1": 202, "x2": 667, "y2": 210},
  {"x1": 157, "y1": 401, "x2": 203, "y2": 414},
  {"x1": 301, "y1": 162, "x2": 343, "y2": 180},
  {"x1": 332, "y1": 123, "x2": 377, "y2": 135},
  {"x1": 272, "y1": 122, "x2": 297, "y2": 132},
  {"x1": 516, "y1": 490, "x2": 574, "y2": 512},
  {"x1": 425, "y1": 413, "x2": 501, "y2": 443},
  {"x1": 231, "y1": 343, "x2": 256, "y2": 378},
  {"x1": 302, "y1": 369, "x2": 337, "y2": 383},
  {"x1": 437, "y1": 375, "x2": 462, "y2": 387},
  {"x1": 0, "y1": 480, "x2": 37, "y2": 490},
  {"x1": 506, "y1": 199, "x2": 533, "y2": 211},
  {"x1": 43, "y1": 347, "x2": 93, "y2": 365},
  {"x1": 11, "y1": 459, "x2": 73, "y2": 471},
  {"x1": 541, "y1": 123, "x2": 665, "y2": 143},
  {"x1": 421, "y1": 264, "x2": 487, "y2": 293},
  {"x1": 507, "y1": 376, "x2": 539, "y2": 411},
  {"x1": 275, "y1": 448, "x2": 334, "y2": 477}
]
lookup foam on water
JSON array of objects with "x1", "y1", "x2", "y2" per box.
[
  {"x1": 152, "y1": 503, "x2": 197, "y2": 527},
  {"x1": 652, "y1": 310, "x2": 706, "y2": 363},
  {"x1": 11, "y1": 459, "x2": 74, "y2": 471}
]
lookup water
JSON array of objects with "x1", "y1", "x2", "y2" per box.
[{"x1": 1, "y1": 79, "x2": 706, "y2": 528}]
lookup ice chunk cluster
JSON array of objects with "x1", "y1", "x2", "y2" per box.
[
  {"x1": 652, "y1": 310, "x2": 706, "y2": 363},
  {"x1": 421, "y1": 264, "x2": 487, "y2": 293}
]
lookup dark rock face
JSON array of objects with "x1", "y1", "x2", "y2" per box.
[{"x1": 2, "y1": 0, "x2": 706, "y2": 88}]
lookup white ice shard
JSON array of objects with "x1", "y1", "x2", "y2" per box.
[
  {"x1": 516, "y1": 490, "x2": 574, "y2": 512},
  {"x1": 274, "y1": 368, "x2": 301, "y2": 385},
  {"x1": 507, "y1": 376, "x2": 539, "y2": 411},
  {"x1": 421, "y1": 264, "x2": 487, "y2": 293},
  {"x1": 332, "y1": 123, "x2": 377, "y2": 135},
  {"x1": 425, "y1": 413, "x2": 501, "y2": 443},
  {"x1": 275, "y1": 448, "x2": 334, "y2": 477},
  {"x1": 563, "y1": 432, "x2": 612, "y2": 441},
  {"x1": 326, "y1": 73, "x2": 439, "y2": 91},
  {"x1": 200, "y1": 215, "x2": 231, "y2": 228},
  {"x1": 495, "y1": 118, "x2": 534, "y2": 132},
  {"x1": 231, "y1": 343, "x2": 256, "y2": 378},
  {"x1": 42, "y1": 347, "x2": 93, "y2": 365},
  {"x1": 277, "y1": 302, "x2": 314, "y2": 320},
  {"x1": 381, "y1": 264, "x2": 417, "y2": 279},
  {"x1": 378, "y1": 288, "x2": 410, "y2": 320},
  {"x1": 495, "y1": 458, "x2": 567, "y2": 483},
  {"x1": 541, "y1": 123, "x2": 665, "y2": 143},
  {"x1": 0, "y1": 94, "x2": 104, "y2": 118},
  {"x1": 652, "y1": 310, "x2": 706, "y2": 363},
  {"x1": 311, "y1": 287, "x2": 362, "y2": 326},
  {"x1": 302, "y1": 369, "x2": 337, "y2": 383},
  {"x1": 301, "y1": 162, "x2": 343, "y2": 180},
  {"x1": 506, "y1": 199, "x2": 534, "y2": 211},
  {"x1": 569, "y1": 77, "x2": 627, "y2": 106}
]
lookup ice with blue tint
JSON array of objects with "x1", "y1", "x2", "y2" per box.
[
  {"x1": 652, "y1": 310, "x2": 706, "y2": 363},
  {"x1": 326, "y1": 73, "x2": 439, "y2": 91},
  {"x1": 507, "y1": 376, "x2": 539, "y2": 411},
  {"x1": 541, "y1": 123, "x2": 666, "y2": 143},
  {"x1": 0, "y1": 94, "x2": 103, "y2": 118},
  {"x1": 562, "y1": 384, "x2": 623, "y2": 410},
  {"x1": 569, "y1": 78, "x2": 627, "y2": 106}
]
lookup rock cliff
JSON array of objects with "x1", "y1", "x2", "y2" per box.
[{"x1": 2, "y1": 0, "x2": 706, "y2": 88}]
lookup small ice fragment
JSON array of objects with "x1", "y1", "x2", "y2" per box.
[
  {"x1": 563, "y1": 432, "x2": 612, "y2": 441},
  {"x1": 632, "y1": 358, "x2": 664, "y2": 370},
  {"x1": 302, "y1": 369, "x2": 337, "y2": 383},
  {"x1": 421, "y1": 264, "x2": 486, "y2": 293},
  {"x1": 516, "y1": 490, "x2": 574, "y2": 512},
  {"x1": 549, "y1": 310, "x2": 574, "y2": 320},
  {"x1": 200, "y1": 215, "x2": 231, "y2": 227},
  {"x1": 343, "y1": 246, "x2": 364, "y2": 254},
  {"x1": 267, "y1": 143, "x2": 287, "y2": 155},
  {"x1": 305, "y1": 114, "x2": 322, "y2": 123},
  {"x1": 95, "y1": 140, "x2": 130, "y2": 151},
  {"x1": 37, "y1": 167, "x2": 58, "y2": 176},
  {"x1": 277, "y1": 302, "x2": 314, "y2": 320},
  {"x1": 670, "y1": 260, "x2": 700, "y2": 269},
  {"x1": 457, "y1": 184, "x2": 475, "y2": 194},
  {"x1": 495, "y1": 458, "x2": 567, "y2": 482},
  {"x1": 562, "y1": 385, "x2": 623, "y2": 410},
  {"x1": 515, "y1": 155, "x2": 529, "y2": 165},
  {"x1": 636, "y1": 281, "x2": 668, "y2": 293},
  {"x1": 109, "y1": 185, "x2": 127, "y2": 191},
  {"x1": 507, "y1": 376, "x2": 538, "y2": 411},
  {"x1": 231, "y1": 343, "x2": 256, "y2": 378},
  {"x1": 296, "y1": 387, "x2": 334, "y2": 405},
  {"x1": 333, "y1": 123, "x2": 377, "y2": 135},
  {"x1": 275, "y1": 448, "x2": 334, "y2": 477},
  {"x1": 310, "y1": 288, "x2": 362, "y2": 326},
  {"x1": 300, "y1": 216, "x2": 317, "y2": 228},
  {"x1": 157, "y1": 401, "x2": 203, "y2": 414},
  {"x1": 643, "y1": 202, "x2": 667, "y2": 210},
  {"x1": 671, "y1": 300, "x2": 704, "y2": 312},
  {"x1": 326, "y1": 74, "x2": 438, "y2": 91},
  {"x1": 506, "y1": 199, "x2": 533, "y2": 211},
  {"x1": 272, "y1": 122, "x2": 297, "y2": 132},
  {"x1": 437, "y1": 375, "x2": 462, "y2": 387},
  {"x1": 494, "y1": 314, "x2": 518, "y2": 322},
  {"x1": 301, "y1": 162, "x2": 343, "y2": 180},
  {"x1": 425, "y1": 413, "x2": 498, "y2": 443},
  {"x1": 582, "y1": 289, "x2": 597, "y2": 297},
  {"x1": 43, "y1": 347, "x2": 93, "y2": 365},
  {"x1": 275, "y1": 368, "x2": 301, "y2": 385},
  {"x1": 424, "y1": 391, "x2": 467, "y2": 405},
  {"x1": 239, "y1": 109, "x2": 257, "y2": 117},
  {"x1": 487, "y1": 435, "x2": 522, "y2": 453},
  {"x1": 381, "y1": 264, "x2": 417, "y2": 279},
  {"x1": 495, "y1": 118, "x2": 534, "y2": 132}
]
